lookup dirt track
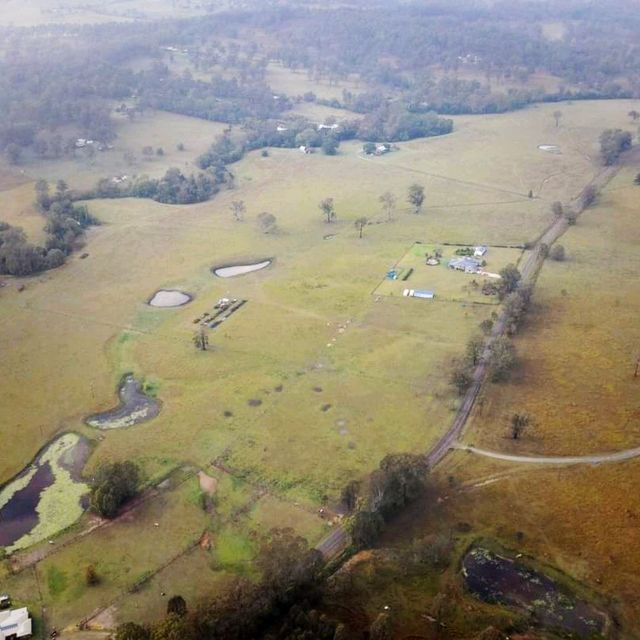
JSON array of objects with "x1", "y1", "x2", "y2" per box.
[{"x1": 454, "y1": 443, "x2": 640, "y2": 466}]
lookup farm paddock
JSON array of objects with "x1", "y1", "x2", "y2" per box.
[
  {"x1": 1, "y1": 99, "x2": 638, "y2": 630},
  {"x1": 374, "y1": 242, "x2": 525, "y2": 304}
]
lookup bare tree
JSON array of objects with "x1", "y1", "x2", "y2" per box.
[
  {"x1": 510, "y1": 413, "x2": 531, "y2": 440},
  {"x1": 319, "y1": 197, "x2": 336, "y2": 223},
  {"x1": 551, "y1": 201, "x2": 563, "y2": 217},
  {"x1": 354, "y1": 217, "x2": 368, "y2": 238},
  {"x1": 257, "y1": 211, "x2": 277, "y2": 234},
  {"x1": 230, "y1": 200, "x2": 245, "y2": 222},
  {"x1": 407, "y1": 183, "x2": 425, "y2": 214},
  {"x1": 553, "y1": 110, "x2": 563, "y2": 128},
  {"x1": 379, "y1": 191, "x2": 397, "y2": 221},
  {"x1": 193, "y1": 326, "x2": 209, "y2": 351}
]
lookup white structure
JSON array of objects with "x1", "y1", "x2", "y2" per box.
[
  {"x1": 0, "y1": 608, "x2": 32, "y2": 640},
  {"x1": 318, "y1": 123, "x2": 339, "y2": 131},
  {"x1": 403, "y1": 288, "x2": 435, "y2": 300},
  {"x1": 474, "y1": 245, "x2": 488, "y2": 257}
]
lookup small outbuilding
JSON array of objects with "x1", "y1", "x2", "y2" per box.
[
  {"x1": 403, "y1": 288, "x2": 435, "y2": 299},
  {"x1": 474, "y1": 245, "x2": 488, "y2": 257},
  {"x1": 0, "y1": 608, "x2": 32, "y2": 640}
]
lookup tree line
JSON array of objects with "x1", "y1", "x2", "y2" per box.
[{"x1": 0, "y1": 180, "x2": 98, "y2": 277}]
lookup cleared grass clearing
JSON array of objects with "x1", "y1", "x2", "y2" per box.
[
  {"x1": 0, "y1": 182, "x2": 47, "y2": 244},
  {"x1": 288, "y1": 101, "x2": 356, "y2": 123},
  {"x1": 265, "y1": 63, "x2": 362, "y2": 101},
  {"x1": 19, "y1": 111, "x2": 227, "y2": 191},
  {"x1": 399, "y1": 100, "x2": 639, "y2": 202}
]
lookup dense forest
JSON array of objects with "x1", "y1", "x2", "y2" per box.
[{"x1": 1, "y1": 0, "x2": 639, "y2": 163}]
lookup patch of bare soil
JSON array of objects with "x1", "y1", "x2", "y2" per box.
[{"x1": 198, "y1": 471, "x2": 218, "y2": 495}]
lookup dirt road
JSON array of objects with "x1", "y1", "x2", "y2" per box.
[{"x1": 454, "y1": 443, "x2": 640, "y2": 466}]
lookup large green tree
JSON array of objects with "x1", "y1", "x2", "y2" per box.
[
  {"x1": 90, "y1": 461, "x2": 141, "y2": 519},
  {"x1": 407, "y1": 183, "x2": 425, "y2": 214}
]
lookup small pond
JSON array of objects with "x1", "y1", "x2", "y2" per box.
[
  {"x1": 86, "y1": 374, "x2": 160, "y2": 429},
  {"x1": 213, "y1": 259, "x2": 272, "y2": 278},
  {"x1": 0, "y1": 433, "x2": 90, "y2": 551},
  {"x1": 148, "y1": 289, "x2": 192, "y2": 307},
  {"x1": 463, "y1": 547, "x2": 608, "y2": 637}
]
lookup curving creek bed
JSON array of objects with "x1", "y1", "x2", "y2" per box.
[
  {"x1": 0, "y1": 434, "x2": 90, "y2": 551},
  {"x1": 463, "y1": 547, "x2": 608, "y2": 637},
  {"x1": 86, "y1": 374, "x2": 160, "y2": 429}
]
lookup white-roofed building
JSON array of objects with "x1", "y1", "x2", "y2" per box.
[{"x1": 0, "y1": 608, "x2": 32, "y2": 640}]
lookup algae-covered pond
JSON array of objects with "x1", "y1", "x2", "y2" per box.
[
  {"x1": 463, "y1": 546, "x2": 608, "y2": 637},
  {"x1": 0, "y1": 433, "x2": 90, "y2": 551},
  {"x1": 86, "y1": 374, "x2": 160, "y2": 429}
]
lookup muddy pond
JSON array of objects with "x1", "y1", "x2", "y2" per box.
[
  {"x1": 86, "y1": 374, "x2": 160, "y2": 429},
  {"x1": 148, "y1": 289, "x2": 192, "y2": 307},
  {"x1": 213, "y1": 259, "x2": 272, "y2": 278},
  {"x1": 463, "y1": 546, "x2": 608, "y2": 637},
  {"x1": 0, "y1": 433, "x2": 90, "y2": 551}
]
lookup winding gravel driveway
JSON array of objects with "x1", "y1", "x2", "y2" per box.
[{"x1": 454, "y1": 443, "x2": 640, "y2": 466}]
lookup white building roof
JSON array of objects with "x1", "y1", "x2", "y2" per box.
[{"x1": 0, "y1": 608, "x2": 32, "y2": 639}]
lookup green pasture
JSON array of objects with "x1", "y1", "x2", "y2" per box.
[{"x1": 1, "y1": 99, "x2": 638, "y2": 629}]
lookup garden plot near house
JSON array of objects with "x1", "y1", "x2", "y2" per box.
[{"x1": 374, "y1": 243, "x2": 524, "y2": 304}]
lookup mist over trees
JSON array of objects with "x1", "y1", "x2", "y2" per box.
[{"x1": 1, "y1": 0, "x2": 639, "y2": 164}]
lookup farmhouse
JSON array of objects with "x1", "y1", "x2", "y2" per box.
[
  {"x1": 448, "y1": 257, "x2": 481, "y2": 273},
  {"x1": 474, "y1": 245, "x2": 488, "y2": 257},
  {"x1": 0, "y1": 608, "x2": 32, "y2": 640}
]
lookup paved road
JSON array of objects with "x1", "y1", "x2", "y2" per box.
[{"x1": 454, "y1": 443, "x2": 640, "y2": 466}]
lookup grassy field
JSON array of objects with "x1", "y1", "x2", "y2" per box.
[
  {"x1": 2, "y1": 99, "x2": 638, "y2": 629},
  {"x1": 265, "y1": 63, "x2": 362, "y2": 101},
  {"x1": 20, "y1": 110, "x2": 228, "y2": 191}
]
